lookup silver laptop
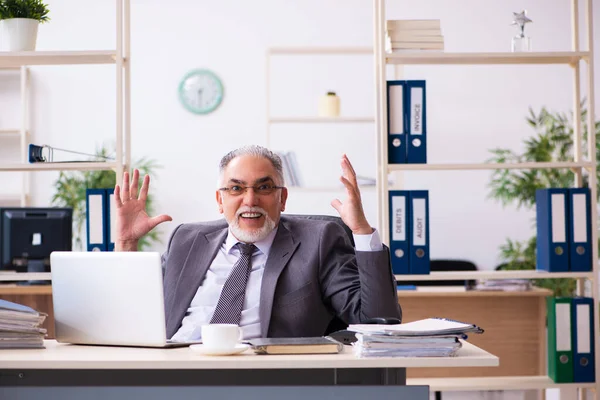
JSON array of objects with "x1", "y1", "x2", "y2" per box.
[{"x1": 50, "y1": 251, "x2": 200, "y2": 348}]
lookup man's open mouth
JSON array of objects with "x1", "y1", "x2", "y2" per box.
[{"x1": 239, "y1": 212, "x2": 263, "y2": 219}]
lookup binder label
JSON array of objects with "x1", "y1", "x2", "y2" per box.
[
  {"x1": 88, "y1": 194, "x2": 104, "y2": 244},
  {"x1": 391, "y1": 195, "x2": 406, "y2": 241},
  {"x1": 573, "y1": 194, "x2": 588, "y2": 242},
  {"x1": 412, "y1": 198, "x2": 426, "y2": 246},
  {"x1": 551, "y1": 194, "x2": 566, "y2": 242},
  {"x1": 410, "y1": 87, "x2": 423, "y2": 135},
  {"x1": 577, "y1": 304, "x2": 591, "y2": 353},
  {"x1": 556, "y1": 303, "x2": 572, "y2": 351},
  {"x1": 389, "y1": 85, "x2": 404, "y2": 134},
  {"x1": 109, "y1": 192, "x2": 116, "y2": 244}
]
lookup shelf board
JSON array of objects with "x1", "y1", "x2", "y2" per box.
[
  {"x1": 395, "y1": 270, "x2": 594, "y2": 281},
  {"x1": 387, "y1": 161, "x2": 594, "y2": 172},
  {"x1": 0, "y1": 272, "x2": 51, "y2": 282},
  {"x1": 0, "y1": 194, "x2": 22, "y2": 204},
  {"x1": 0, "y1": 161, "x2": 118, "y2": 172},
  {"x1": 407, "y1": 376, "x2": 596, "y2": 391},
  {"x1": 386, "y1": 51, "x2": 589, "y2": 65},
  {"x1": 0, "y1": 50, "x2": 118, "y2": 68},
  {"x1": 0, "y1": 284, "x2": 52, "y2": 295},
  {"x1": 268, "y1": 47, "x2": 372, "y2": 55},
  {"x1": 269, "y1": 117, "x2": 374, "y2": 124},
  {"x1": 0, "y1": 129, "x2": 21, "y2": 136}
]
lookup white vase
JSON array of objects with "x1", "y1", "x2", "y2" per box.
[{"x1": 0, "y1": 18, "x2": 39, "y2": 51}]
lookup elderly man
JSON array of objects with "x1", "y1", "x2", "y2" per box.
[{"x1": 115, "y1": 145, "x2": 401, "y2": 340}]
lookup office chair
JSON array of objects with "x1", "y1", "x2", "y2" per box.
[{"x1": 402, "y1": 259, "x2": 478, "y2": 288}]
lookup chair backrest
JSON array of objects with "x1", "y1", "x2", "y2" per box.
[
  {"x1": 402, "y1": 259, "x2": 478, "y2": 287},
  {"x1": 285, "y1": 214, "x2": 355, "y2": 246},
  {"x1": 284, "y1": 214, "x2": 353, "y2": 334}
]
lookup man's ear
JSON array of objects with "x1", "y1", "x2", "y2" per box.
[
  {"x1": 216, "y1": 190, "x2": 224, "y2": 214},
  {"x1": 280, "y1": 187, "x2": 288, "y2": 212}
]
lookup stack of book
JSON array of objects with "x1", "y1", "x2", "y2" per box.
[
  {"x1": 349, "y1": 318, "x2": 483, "y2": 358},
  {"x1": 385, "y1": 19, "x2": 444, "y2": 52},
  {"x1": 0, "y1": 299, "x2": 47, "y2": 349},
  {"x1": 276, "y1": 151, "x2": 302, "y2": 187}
]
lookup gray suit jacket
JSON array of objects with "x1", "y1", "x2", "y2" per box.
[{"x1": 162, "y1": 215, "x2": 402, "y2": 339}]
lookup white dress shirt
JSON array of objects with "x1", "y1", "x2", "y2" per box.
[{"x1": 171, "y1": 225, "x2": 383, "y2": 341}]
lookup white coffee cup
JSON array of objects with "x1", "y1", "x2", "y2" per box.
[{"x1": 201, "y1": 324, "x2": 241, "y2": 350}]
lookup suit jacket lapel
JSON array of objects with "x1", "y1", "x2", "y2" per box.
[
  {"x1": 166, "y1": 227, "x2": 227, "y2": 338},
  {"x1": 259, "y1": 221, "x2": 300, "y2": 337}
]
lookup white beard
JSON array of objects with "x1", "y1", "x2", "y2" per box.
[{"x1": 227, "y1": 206, "x2": 276, "y2": 243}]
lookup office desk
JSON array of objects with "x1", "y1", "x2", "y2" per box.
[
  {"x1": 0, "y1": 340, "x2": 497, "y2": 400},
  {"x1": 397, "y1": 286, "x2": 551, "y2": 378}
]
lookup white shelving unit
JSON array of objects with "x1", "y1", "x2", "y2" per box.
[
  {"x1": 0, "y1": 0, "x2": 131, "y2": 281},
  {"x1": 373, "y1": 0, "x2": 598, "y2": 397},
  {"x1": 265, "y1": 46, "x2": 376, "y2": 192},
  {"x1": 0, "y1": 66, "x2": 30, "y2": 207}
]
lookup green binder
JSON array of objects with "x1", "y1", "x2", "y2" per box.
[{"x1": 547, "y1": 297, "x2": 574, "y2": 383}]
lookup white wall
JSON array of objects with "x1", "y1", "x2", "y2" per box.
[{"x1": 1, "y1": 0, "x2": 599, "y2": 271}]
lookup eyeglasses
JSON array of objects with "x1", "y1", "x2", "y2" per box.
[{"x1": 218, "y1": 184, "x2": 285, "y2": 196}]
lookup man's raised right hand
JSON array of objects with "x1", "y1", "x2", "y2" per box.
[{"x1": 114, "y1": 169, "x2": 172, "y2": 251}]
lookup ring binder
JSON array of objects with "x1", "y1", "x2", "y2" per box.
[{"x1": 28, "y1": 144, "x2": 114, "y2": 163}]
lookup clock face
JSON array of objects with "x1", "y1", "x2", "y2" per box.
[{"x1": 178, "y1": 69, "x2": 224, "y2": 114}]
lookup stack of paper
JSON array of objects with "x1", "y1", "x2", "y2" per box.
[
  {"x1": 473, "y1": 279, "x2": 532, "y2": 292},
  {"x1": 0, "y1": 299, "x2": 47, "y2": 349},
  {"x1": 385, "y1": 19, "x2": 444, "y2": 52},
  {"x1": 349, "y1": 318, "x2": 483, "y2": 358}
]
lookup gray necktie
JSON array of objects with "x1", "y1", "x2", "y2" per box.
[{"x1": 209, "y1": 243, "x2": 257, "y2": 325}]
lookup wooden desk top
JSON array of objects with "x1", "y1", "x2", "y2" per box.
[
  {"x1": 0, "y1": 340, "x2": 498, "y2": 370},
  {"x1": 0, "y1": 285, "x2": 553, "y2": 298},
  {"x1": 397, "y1": 287, "x2": 553, "y2": 297}
]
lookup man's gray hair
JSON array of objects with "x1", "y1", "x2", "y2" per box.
[{"x1": 219, "y1": 145, "x2": 285, "y2": 185}]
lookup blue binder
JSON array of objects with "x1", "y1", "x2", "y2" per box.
[
  {"x1": 406, "y1": 80, "x2": 427, "y2": 164},
  {"x1": 388, "y1": 190, "x2": 410, "y2": 274},
  {"x1": 536, "y1": 188, "x2": 569, "y2": 272},
  {"x1": 408, "y1": 190, "x2": 430, "y2": 274},
  {"x1": 105, "y1": 188, "x2": 116, "y2": 251},
  {"x1": 86, "y1": 188, "x2": 107, "y2": 251},
  {"x1": 572, "y1": 297, "x2": 595, "y2": 382},
  {"x1": 568, "y1": 188, "x2": 592, "y2": 272},
  {"x1": 387, "y1": 80, "x2": 407, "y2": 164}
]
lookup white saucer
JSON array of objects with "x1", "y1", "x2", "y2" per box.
[{"x1": 189, "y1": 343, "x2": 250, "y2": 356}]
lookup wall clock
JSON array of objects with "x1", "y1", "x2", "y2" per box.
[{"x1": 178, "y1": 69, "x2": 224, "y2": 114}]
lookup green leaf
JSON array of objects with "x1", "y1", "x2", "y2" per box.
[
  {"x1": 50, "y1": 143, "x2": 163, "y2": 251},
  {"x1": 0, "y1": 0, "x2": 50, "y2": 22}
]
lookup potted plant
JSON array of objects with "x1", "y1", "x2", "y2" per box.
[
  {"x1": 487, "y1": 102, "x2": 600, "y2": 296},
  {"x1": 0, "y1": 0, "x2": 50, "y2": 51}
]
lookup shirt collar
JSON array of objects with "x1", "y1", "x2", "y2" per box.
[{"x1": 224, "y1": 225, "x2": 279, "y2": 256}]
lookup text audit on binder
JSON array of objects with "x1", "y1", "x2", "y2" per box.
[
  {"x1": 536, "y1": 188, "x2": 569, "y2": 272},
  {"x1": 568, "y1": 188, "x2": 592, "y2": 272},
  {"x1": 388, "y1": 190, "x2": 410, "y2": 274},
  {"x1": 572, "y1": 297, "x2": 595, "y2": 382},
  {"x1": 408, "y1": 190, "x2": 430, "y2": 274},
  {"x1": 387, "y1": 80, "x2": 407, "y2": 164},
  {"x1": 406, "y1": 80, "x2": 426, "y2": 164},
  {"x1": 547, "y1": 297, "x2": 574, "y2": 383}
]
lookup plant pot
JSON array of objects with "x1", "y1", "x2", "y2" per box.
[{"x1": 0, "y1": 18, "x2": 39, "y2": 51}]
